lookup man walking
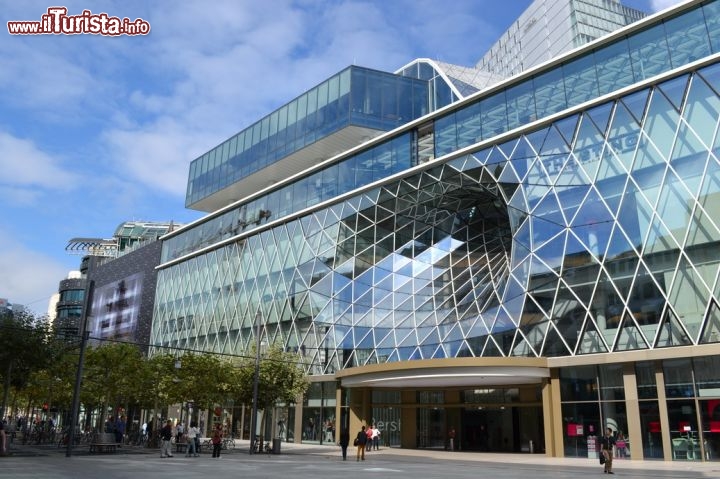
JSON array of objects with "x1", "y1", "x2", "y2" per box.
[
  {"x1": 356, "y1": 425, "x2": 367, "y2": 461},
  {"x1": 160, "y1": 420, "x2": 173, "y2": 458},
  {"x1": 601, "y1": 427, "x2": 616, "y2": 474}
]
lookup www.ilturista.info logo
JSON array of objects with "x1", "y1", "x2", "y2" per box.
[{"x1": 7, "y1": 7, "x2": 151, "y2": 36}]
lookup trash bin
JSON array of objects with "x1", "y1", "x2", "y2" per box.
[{"x1": 273, "y1": 437, "x2": 282, "y2": 454}]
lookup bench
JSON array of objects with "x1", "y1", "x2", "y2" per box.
[{"x1": 89, "y1": 433, "x2": 118, "y2": 453}]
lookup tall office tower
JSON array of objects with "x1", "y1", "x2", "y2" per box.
[{"x1": 476, "y1": 0, "x2": 646, "y2": 78}]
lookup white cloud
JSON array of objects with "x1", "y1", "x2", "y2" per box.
[
  {"x1": 0, "y1": 228, "x2": 71, "y2": 317},
  {"x1": 103, "y1": 119, "x2": 218, "y2": 197},
  {"x1": 0, "y1": 131, "x2": 79, "y2": 192},
  {"x1": 649, "y1": 0, "x2": 685, "y2": 12}
]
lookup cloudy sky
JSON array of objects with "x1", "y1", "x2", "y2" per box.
[{"x1": 0, "y1": 0, "x2": 683, "y2": 314}]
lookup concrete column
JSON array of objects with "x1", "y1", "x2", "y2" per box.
[
  {"x1": 544, "y1": 372, "x2": 562, "y2": 457},
  {"x1": 623, "y1": 362, "x2": 643, "y2": 460},
  {"x1": 655, "y1": 361, "x2": 672, "y2": 461}
]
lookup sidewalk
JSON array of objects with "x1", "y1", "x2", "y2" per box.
[{"x1": 5, "y1": 438, "x2": 720, "y2": 476}]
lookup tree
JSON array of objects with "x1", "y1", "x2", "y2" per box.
[
  {"x1": 134, "y1": 353, "x2": 179, "y2": 432},
  {"x1": 0, "y1": 310, "x2": 53, "y2": 419},
  {"x1": 234, "y1": 345, "x2": 309, "y2": 436},
  {"x1": 172, "y1": 353, "x2": 237, "y2": 413},
  {"x1": 81, "y1": 342, "x2": 145, "y2": 430}
]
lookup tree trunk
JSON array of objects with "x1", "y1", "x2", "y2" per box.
[{"x1": 1, "y1": 362, "x2": 11, "y2": 419}]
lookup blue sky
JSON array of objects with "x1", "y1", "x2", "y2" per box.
[{"x1": 0, "y1": 0, "x2": 680, "y2": 314}]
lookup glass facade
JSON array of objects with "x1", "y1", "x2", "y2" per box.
[
  {"x1": 155, "y1": 58, "x2": 720, "y2": 367},
  {"x1": 185, "y1": 66, "x2": 429, "y2": 209},
  {"x1": 152, "y1": 0, "x2": 720, "y2": 460}
]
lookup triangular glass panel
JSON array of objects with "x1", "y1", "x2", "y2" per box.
[
  {"x1": 684, "y1": 75, "x2": 720, "y2": 149},
  {"x1": 643, "y1": 212, "x2": 680, "y2": 256},
  {"x1": 615, "y1": 312, "x2": 649, "y2": 351},
  {"x1": 697, "y1": 63, "x2": 720, "y2": 95},
  {"x1": 655, "y1": 308, "x2": 692, "y2": 347},
  {"x1": 540, "y1": 124, "x2": 571, "y2": 157},
  {"x1": 671, "y1": 120, "x2": 707, "y2": 164},
  {"x1": 559, "y1": 153, "x2": 592, "y2": 187},
  {"x1": 633, "y1": 131, "x2": 667, "y2": 172},
  {"x1": 656, "y1": 74, "x2": 689, "y2": 113},
  {"x1": 541, "y1": 322, "x2": 572, "y2": 357},
  {"x1": 686, "y1": 201, "x2": 720, "y2": 249},
  {"x1": 700, "y1": 301, "x2": 720, "y2": 344},
  {"x1": 510, "y1": 330, "x2": 537, "y2": 357},
  {"x1": 564, "y1": 232, "x2": 595, "y2": 268},
  {"x1": 586, "y1": 101, "x2": 614, "y2": 135},
  {"x1": 552, "y1": 298, "x2": 585, "y2": 353},
  {"x1": 509, "y1": 136, "x2": 535, "y2": 180},
  {"x1": 596, "y1": 141, "x2": 628, "y2": 182},
  {"x1": 577, "y1": 316, "x2": 609, "y2": 354},
  {"x1": 620, "y1": 88, "x2": 650, "y2": 124},
  {"x1": 520, "y1": 314, "x2": 547, "y2": 356},
  {"x1": 655, "y1": 173, "x2": 693, "y2": 246},
  {"x1": 555, "y1": 115, "x2": 580, "y2": 146},
  {"x1": 482, "y1": 336, "x2": 504, "y2": 357},
  {"x1": 490, "y1": 329, "x2": 515, "y2": 357},
  {"x1": 524, "y1": 127, "x2": 548, "y2": 156},
  {"x1": 496, "y1": 138, "x2": 518, "y2": 160},
  {"x1": 607, "y1": 101, "x2": 641, "y2": 172},
  {"x1": 604, "y1": 221, "x2": 637, "y2": 261},
  {"x1": 454, "y1": 340, "x2": 474, "y2": 358},
  {"x1": 533, "y1": 233, "x2": 567, "y2": 273},
  {"x1": 667, "y1": 256, "x2": 710, "y2": 342}
]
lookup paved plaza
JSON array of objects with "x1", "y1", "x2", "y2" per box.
[{"x1": 1, "y1": 440, "x2": 719, "y2": 479}]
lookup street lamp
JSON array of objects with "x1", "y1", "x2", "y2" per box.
[
  {"x1": 249, "y1": 312, "x2": 262, "y2": 454},
  {"x1": 66, "y1": 279, "x2": 94, "y2": 458}
]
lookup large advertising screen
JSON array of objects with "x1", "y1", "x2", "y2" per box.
[{"x1": 89, "y1": 272, "x2": 143, "y2": 341}]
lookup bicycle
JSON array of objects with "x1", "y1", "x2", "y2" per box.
[
  {"x1": 222, "y1": 437, "x2": 235, "y2": 450},
  {"x1": 251, "y1": 438, "x2": 273, "y2": 454}
]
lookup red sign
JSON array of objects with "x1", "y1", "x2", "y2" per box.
[{"x1": 567, "y1": 423, "x2": 584, "y2": 437}]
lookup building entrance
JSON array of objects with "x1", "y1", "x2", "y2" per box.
[{"x1": 461, "y1": 406, "x2": 543, "y2": 453}]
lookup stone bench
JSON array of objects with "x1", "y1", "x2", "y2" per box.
[{"x1": 89, "y1": 433, "x2": 118, "y2": 453}]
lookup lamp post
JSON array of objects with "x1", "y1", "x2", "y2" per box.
[
  {"x1": 249, "y1": 312, "x2": 262, "y2": 454},
  {"x1": 66, "y1": 279, "x2": 93, "y2": 458}
]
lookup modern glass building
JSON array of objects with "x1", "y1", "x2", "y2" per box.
[
  {"x1": 152, "y1": 0, "x2": 720, "y2": 461},
  {"x1": 477, "y1": 0, "x2": 646, "y2": 78}
]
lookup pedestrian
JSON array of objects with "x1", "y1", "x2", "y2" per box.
[
  {"x1": 115, "y1": 415, "x2": 126, "y2": 445},
  {"x1": 185, "y1": 421, "x2": 199, "y2": 457},
  {"x1": 448, "y1": 427, "x2": 456, "y2": 451},
  {"x1": 601, "y1": 427, "x2": 616, "y2": 474},
  {"x1": 160, "y1": 420, "x2": 174, "y2": 458},
  {"x1": 211, "y1": 424, "x2": 222, "y2": 458},
  {"x1": 371, "y1": 424, "x2": 380, "y2": 450},
  {"x1": 176, "y1": 422, "x2": 184, "y2": 445},
  {"x1": 355, "y1": 425, "x2": 367, "y2": 461},
  {"x1": 339, "y1": 428, "x2": 349, "y2": 460},
  {"x1": 104, "y1": 416, "x2": 115, "y2": 434},
  {"x1": 365, "y1": 425, "x2": 373, "y2": 453},
  {"x1": 0, "y1": 419, "x2": 6, "y2": 456}
]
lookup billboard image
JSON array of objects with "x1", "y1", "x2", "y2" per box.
[{"x1": 90, "y1": 272, "x2": 143, "y2": 341}]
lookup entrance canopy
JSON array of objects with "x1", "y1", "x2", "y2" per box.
[{"x1": 336, "y1": 358, "x2": 549, "y2": 389}]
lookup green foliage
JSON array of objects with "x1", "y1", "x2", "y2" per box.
[
  {"x1": 0, "y1": 310, "x2": 53, "y2": 390},
  {"x1": 1, "y1": 310, "x2": 310, "y2": 424},
  {"x1": 81, "y1": 342, "x2": 145, "y2": 413},
  {"x1": 234, "y1": 345, "x2": 309, "y2": 411},
  {"x1": 171, "y1": 353, "x2": 239, "y2": 411}
]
